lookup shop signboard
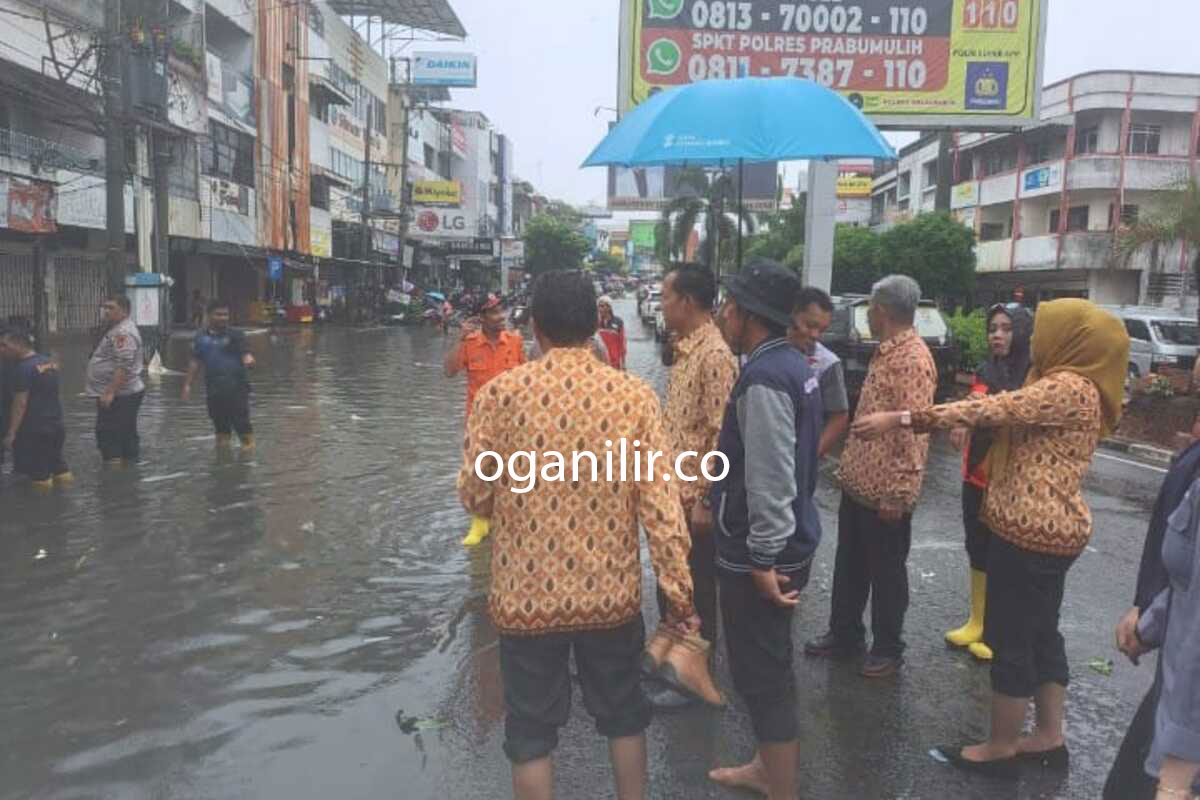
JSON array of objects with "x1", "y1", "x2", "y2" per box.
[
  {"x1": 629, "y1": 220, "x2": 658, "y2": 249},
  {"x1": 411, "y1": 52, "x2": 478, "y2": 88},
  {"x1": 441, "y1": 237, "x2": 495, "y2": 257},
  {"x1": 1021, "y1": 163, "x2": 1062, "y2": 196},
  {"x1": 268, "y1": 255, "x2": 283, "y2": 281},
  {"x1": 500, "y1": 238, "x2": 525, "y2": 268},
  {"x1": 413, "y1": 180, "x2": 462, "y2": 207},
  {"x1": 619, "y1": 0, "x2": 1048, "y2": 128},
  {"x1": 952, "y1": 180, "x2": 980, "y2": 209},
  {"x1": 411, "y1": 206, "x2": 477, "y2": 238}
]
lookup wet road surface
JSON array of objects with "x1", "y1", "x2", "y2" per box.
[{"x1": 0, "y1": 298, "x2": 1166, "y2": 799}]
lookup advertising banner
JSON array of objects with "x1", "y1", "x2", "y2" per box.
[
  {"x1": 501, "y1": 238, "x2": 525, "y2": 268},
  {"x1": 952, "y1": 180, "x2": 979, "y2": 208},
  {"x1": 608, "y1": 162, "x2": 778, "y2": 211},
  {"x1": 1021, "y1": 163, "x2": 1061, "y2": 196},
  {"x1": 629, "y1": 220, "x2": 658, "y2": 249},
  {"x1": 620, "y1": 0, "x2": 1046, "y2": 127},
  {"x1": 411, "y1": 52, "x2": 478, "y2": 88},
  {"x1": 836, "y1": 169, "x2": 873, "y2": 198},
  {"x1": 0, "y1": 177, "x2": 56, "y2": 233},
  {"x1": 413, "y1": 180, "x2": 462, "y2": 206},
  {"x1": 411, "y1": 206, "x2": 477, "y2": 238}
]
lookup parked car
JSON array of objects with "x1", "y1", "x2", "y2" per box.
[
  {"x1": 654, "y1": 307, "x2": 667, "y2": 341},
  {"x1": 1099, "y1": 305, "x2": 1199, "y2": 378},
  {"x1": 821, "y1": 295, "x2": 960, "y2": 404},
  {"x1": 642, "y1": 289, "x2": 662, "y2": 324}
]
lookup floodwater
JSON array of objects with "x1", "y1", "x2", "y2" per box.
[{"x1": 0, "y1": 298, "x2": 1164, "y2": 799}]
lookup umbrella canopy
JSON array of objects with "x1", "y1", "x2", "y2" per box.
[
  {"x1": 582, "y1": 78, "x2": 895, "y2": 167},
  {"x1": 424, "y1": 291, "x2": 446, "y2": 303}
]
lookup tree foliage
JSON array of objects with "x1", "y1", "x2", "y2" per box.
[
  {"x1": 659, "y1": 168, "x2": 756, "y2": 274},
  {"x1": 523, "y1": 213, "x2": 591, "y2": 276},
  {"x1": 1117, "y1": 178, "x2": 1200, "y2": 323},
  {"x1": 745, "y1": 196, "x2": 806, "y2": 266},
  {"x1": 831, "y1": 224, "x2": 882, "y2": 294},
  {"x1": 830, "y1": 213, "x2": 976, "y2": 300},
  {"x1": 946, "y1": 309, "x2": 989, "y2": 371},
  {"x1": 590, "y1": 251, "x2": 625, "y2": 275},
  {"x1": 879, "y1": 212, "x2": 976, "y2": 300}
]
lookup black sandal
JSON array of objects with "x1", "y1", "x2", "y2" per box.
[
  {"x1": 931, "y1": 744, "x2": 1020, "y2": 780},
  {"x1": 1018, "y1": 744, "x2": 1069, "y2": 769}
]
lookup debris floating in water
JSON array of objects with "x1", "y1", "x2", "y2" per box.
[
  {"x1": 300, "y1": 521, "x2": 316, "y2": 533},
  {"x1": 1088, "y1": 658, "x2": 1114, "y2": 677},
  {"x1": 34, "y1": 549, "x2": 48, "y2": 560}
]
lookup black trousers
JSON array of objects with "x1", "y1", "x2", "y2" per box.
[
  {"x1": 985, "y1": 533, "x2": 1075, "y2": 698},
  {"x1": 962, "y1": 482, "x2": 990, "y2": 571},
  {"x1": 207, "y1": 392, "x2": 253, "y2": 437},
  {"x1": 657, "y1": 519, "x2": 717, "y2": 644},
  {"x1": 12, "y1": 428, "x2": 68, "y2": 481},
  {"x1": 720, "y1": 566, "x2": 809, "y2": 743},
  {"x1": 1103, "y1": 673, "x2": 1160, "y2": 800},
  {"x1": 95, "y1": 391, "x2": 144, "y2": 462},
  {"x1": 829, "y1": 494, "x2": 913, "y2": 657},
  {"x1": 498, "y1": 617, "x2": 651, "y2": 764}
]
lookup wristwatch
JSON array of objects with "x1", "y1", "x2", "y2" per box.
[{"x1": 899, "y1": 410, "x2": 912, "y2": 428}]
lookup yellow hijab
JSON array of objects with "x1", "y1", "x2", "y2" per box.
[{"x1": 986, "y1": 298, "x2": 1130, "y2": 482}]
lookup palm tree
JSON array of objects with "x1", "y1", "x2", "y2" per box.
[
  {"x1": 1117, "y1": 178, "x2": 1200, "y2": 323},
  {"x1": 659, "y1": 168, "x2": 757, "y2": 274}
]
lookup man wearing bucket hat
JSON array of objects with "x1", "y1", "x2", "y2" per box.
[
  {"x1": 445, "y1": 292, "x2": 525, "y2": 546},
  {"x1": 704, "y1": 259, "x2": 824, "y2": 800}
]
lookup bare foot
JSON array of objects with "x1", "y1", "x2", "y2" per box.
[
  {"x1": 709, "y1": 758, "x2": 769, "y2": 795},
  {"x1": 961, "y1": 742, "x2": 1019, "y2": 762},
  {"x1": 1017, "y1": 732, "x2": 1065, "y2": 754}
]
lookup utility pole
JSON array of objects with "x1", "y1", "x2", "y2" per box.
[
  {"x1": 103, "y1": 0, "x2": 128, "y2": 295},
  {"x1": 360, "y1": 101, "x2": 374, "y2": 290},
  {"x1": 153, "y1": 129, "x2": 171, "y2": 321}
]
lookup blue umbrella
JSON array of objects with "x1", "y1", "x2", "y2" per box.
[
  {"x1": 582, "y1": 78, "x2": 895, "y2": 271},
  {"x1": 582, "y1": 78, "x2": 895, "y2": 167},
  {"x1": 425, "y1": 291, "x2": 446, "y2": 304}
]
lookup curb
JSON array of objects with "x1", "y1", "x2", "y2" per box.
[{"x1": 1098, "y1": 437, "x2": 1174, "y2": 466}]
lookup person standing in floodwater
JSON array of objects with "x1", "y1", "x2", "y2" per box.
[{"x1": 182, "y1": 299, "x2": 257, "y2": 449}]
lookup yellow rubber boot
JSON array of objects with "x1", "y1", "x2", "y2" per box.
[
  {"x1": 30, "y1": 478, "x2": 54, "y2": 491},
  {"x1": 53, "y1": 471, "x2": 74, "y2": 485},
  {"x1": 462, "y1": 515, "x2": 491, "y2": 546},
  {"x1": 239, "y1": 433, "x2": 255, "y2": 450},
  {"x1": 968, "y1": 640, "x2": 993, "y2": 661},
  {"x1": 945, "y1": 568, "x2": 987, "y2": 647}
]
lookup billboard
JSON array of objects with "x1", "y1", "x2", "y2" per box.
[
  {"x1": 608, "y1": 162, "x2": 778, "y2": 211},
  {"x1": 0, "y1": 177, "x2": 56, "y2": 233},
  {"x1": 411, "y1": 206, "x2": 477, "y2": 238},
  {"x1": 629, "y1": 220, "x2": 658, "y2": 249},
  {"x1": 836, "y1": 165, "x2": 874, "y2": 198},
  {"x1": 413, "y1": 180, "x2": 462, "y2": 206},
  {"x1": 411, "y1": 52, "x2": 478, "y2": 88},
  {"x1": 619, "y1": 0, "x2": 1047, "y2": 128}
]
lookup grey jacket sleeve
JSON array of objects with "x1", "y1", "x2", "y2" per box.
[{"x1": 737, "y1": 383, "x2": 797, "y2": 569}]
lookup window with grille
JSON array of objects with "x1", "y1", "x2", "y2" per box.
[
  {"x1": 202, "y1": 121, "x2": 254, "y2": 186},
  {"x1": 1075, "y1": 127, "x2": 1099, "y2": 155},
  {"x1": 1128, "y1": 124, "x2": 1161, "y2": 155}
]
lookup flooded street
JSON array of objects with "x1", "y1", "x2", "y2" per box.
[{"x1": 0, "y1": 298, "x2": 1167, "y2": 799}]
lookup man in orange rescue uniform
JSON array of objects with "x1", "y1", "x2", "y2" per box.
[{"x1": 445, "y1": 293, "x2": 525, "y2": 546}]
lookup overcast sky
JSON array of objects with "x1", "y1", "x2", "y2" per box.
[{"x1": 432, "y1": 0, "x2": 1200, "y2": 208}]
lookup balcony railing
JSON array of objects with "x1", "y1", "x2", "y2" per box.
[{"x1": 0, "y1": 129, "x2": 103, "y2": 175}]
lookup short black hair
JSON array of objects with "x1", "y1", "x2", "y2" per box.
[
  {"x1": 0, "y1": 328, "x2": 32, "y2": 349},
  {"x1": 531, "y1": 270, "x2": 598, "y2": 346},
  {"x1": 665, "y1": 263, "x2": 717, "y2": 309},
  {"x1": 207, "y1": 299, "x2": 230, "y2": 314},
  {"x1": 794, "y1": 286, "x2": 834, "y2": 315},
  {"x1": 107, "y1": 295, "x2": 131, "y2": 313}
]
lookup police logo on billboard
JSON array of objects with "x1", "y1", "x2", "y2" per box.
[{"x1": 965, "y1": 63, "x2": 1009, "y2": 110}]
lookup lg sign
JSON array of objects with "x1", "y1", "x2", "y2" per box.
[{"x1": 415, "y1": 209, "x2": 469, "y2": 235}]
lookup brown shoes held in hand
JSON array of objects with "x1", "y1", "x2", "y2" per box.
[{"x1": 643, "y1": 626, "x2": 726, "y2": 708}]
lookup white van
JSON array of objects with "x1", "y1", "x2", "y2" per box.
[{"x1": 1101, "y1": 305, "x2": 1199, "y2": 378}]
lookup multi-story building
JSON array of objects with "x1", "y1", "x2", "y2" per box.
[
  {"x1": 872, "y1": 71, "x2": 1200, "y2": 310},
  {"x1": 0, "y1": 0, "x2": 466, "y2": 330}
]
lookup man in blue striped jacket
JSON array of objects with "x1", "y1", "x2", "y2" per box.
[{"x1": 701, "y1": 259, "x2": 824, "y2": 800}]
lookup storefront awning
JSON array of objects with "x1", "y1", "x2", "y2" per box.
[{"x1": 326, "y1": 1, "x2": 466, "y2": 38}]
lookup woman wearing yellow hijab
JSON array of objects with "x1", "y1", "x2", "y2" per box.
[{"x1": 853, "y1": 298, "x2": 1129, "y2": 780}]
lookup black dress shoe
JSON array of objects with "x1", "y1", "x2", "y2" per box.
[
  {"x1": 1019, "y1": 744, "x2": 1069, "y2": 769},
  {"x1": 860, "y1": 653, "x2": 903, "y2": 678},
  {"x1": 931, "y1": 745, "x2": 1020, "y2": 780},
  {"x1": 804, "y1": 632, "x2": 866, "y2": 660}
]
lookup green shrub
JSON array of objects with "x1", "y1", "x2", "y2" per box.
[{"x1": 947, "y1": 309, "x2": 988, "y2": 372}]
